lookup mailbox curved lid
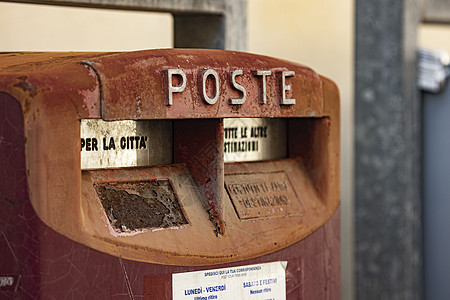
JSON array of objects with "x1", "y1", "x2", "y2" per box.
[
  {"x1": 88, "y1": 48, "x2": 324, "y2": 120},
  {"x1": 0, "y1": 49, "x2": 324, "y2": 120}
]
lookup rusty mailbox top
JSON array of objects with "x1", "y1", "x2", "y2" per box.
[
  {"x1": 0, "y1": 49, "x2": 339, "y2": 266},
  {"x1": 0, "y1": 49, "x2": 324, "y2": 120}
]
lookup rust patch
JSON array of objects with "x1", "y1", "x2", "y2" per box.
[
  {"x1": 13, "y1": 76, "x2": 37, "y2": 97},
  {"x1": 94, "y1": 180, "x2": 187, "y2": 233}
]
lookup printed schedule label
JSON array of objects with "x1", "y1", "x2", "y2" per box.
[{"x1": 172, "y1": 261, "x2": 287, "y2": 300}]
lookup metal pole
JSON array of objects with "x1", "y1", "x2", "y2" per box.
[{"x1": 355, "y1": 0, "x2": 423, "y2": 299}]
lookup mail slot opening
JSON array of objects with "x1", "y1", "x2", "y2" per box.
[
  {"x1": 223, "y1": 117, "x2": 329, "y2": 165},
  {"x1": 224, "y1": 116, "x2": 333, "y2": 222}
]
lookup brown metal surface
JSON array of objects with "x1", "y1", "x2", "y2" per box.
[
  {"x1": 0, "y1": 50, "x2": 339, "y2": 267},
  {"x1": 225, "y1": 171, "x2": 303, "y2": 220},
  {"x1": 144, "y1": 209, "x2": 341, "y2": 299},
  {"x1": 2, "y1": 92, "x2": 337, "y2": 299},
  {"x1": 82, "y1": 49, "x2": 323, "y2": 120},
  {"x1": 94, "y1": 180, "x2": 188, "y2": 232},
  {"x1": 76, "y1": 158, "x2": 334, "y2": 266},
  {"x1": 173, "y1": 119, "x2": 226, "y2": 234}
]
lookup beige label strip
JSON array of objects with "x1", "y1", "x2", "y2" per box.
[
  {"x1": 80, "y1": 119, "x2": 172, "y2": 170},
  {"x1": 224, "y1": 118, "x2": 287, "y2": 163}
]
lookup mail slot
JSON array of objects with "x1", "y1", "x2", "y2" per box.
[{"x1": 0, "y1": 49, "x2": 340, "y2": 299}]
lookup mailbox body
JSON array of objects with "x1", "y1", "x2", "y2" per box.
[{"x1": 0, "y1": 50, "x2": 340, "y2": 299}]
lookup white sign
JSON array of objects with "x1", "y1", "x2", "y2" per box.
[
  {"x1": 80, "y1": 119, "x2": 172, "y2": 170},
  {"x1": 224, "y1": 118, "x2": 287, "y2": 163},
  {"x1": 172, "y1": 261, "x2": 287, "y2": 300}
]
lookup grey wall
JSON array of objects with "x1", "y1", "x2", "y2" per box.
[{"x1": 355, "y1": 0, "x2": 423, "y2": 299}]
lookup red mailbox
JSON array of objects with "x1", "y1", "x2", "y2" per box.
[{"x1": 0, "y1": 49, "x2": 340, "y2": 299}]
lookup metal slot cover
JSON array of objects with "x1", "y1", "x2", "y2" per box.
[{"x1": 94, "y1": 180, "x2": 187, "y2": 232}]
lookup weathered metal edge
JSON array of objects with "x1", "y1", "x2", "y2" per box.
[{"x1": 0, "y1": 0, "x2": 225, "y2": 14}]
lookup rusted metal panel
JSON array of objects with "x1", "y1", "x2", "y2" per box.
[
  {"x1": 0, "y1": 97, "x2": 340, "y2": 296},
  {"x1": 1, "y1": 183, "x2": 340, "y2": 299},
  {"x1": 74, "y1": 159, "x2": 337, "y2": 266},
  {"x1": 0, "y1": 50, "x2": 323, "y2": 120},
  {"x1": 94, "y1": 179, "x2": 188, "y2": 233},
  {"x1": 0, "y1": 50, "x2": 340, "y2": 298},
  {"x1": 173, "y1": 119, "x2": 225, "y2": 235},
  {"x1": 0, "y1": 50, "x2": 339, "y2": 266},
  {"x1": 80, "y1": 49, "x2": 323, "y2": 120},
  {"x1": 0, "y1": 52, "x2": 104, "y2": 119}
]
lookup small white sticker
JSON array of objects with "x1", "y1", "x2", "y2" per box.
[{"x1": 172, "y1": 261, "x2": 287, "y2": 300}]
